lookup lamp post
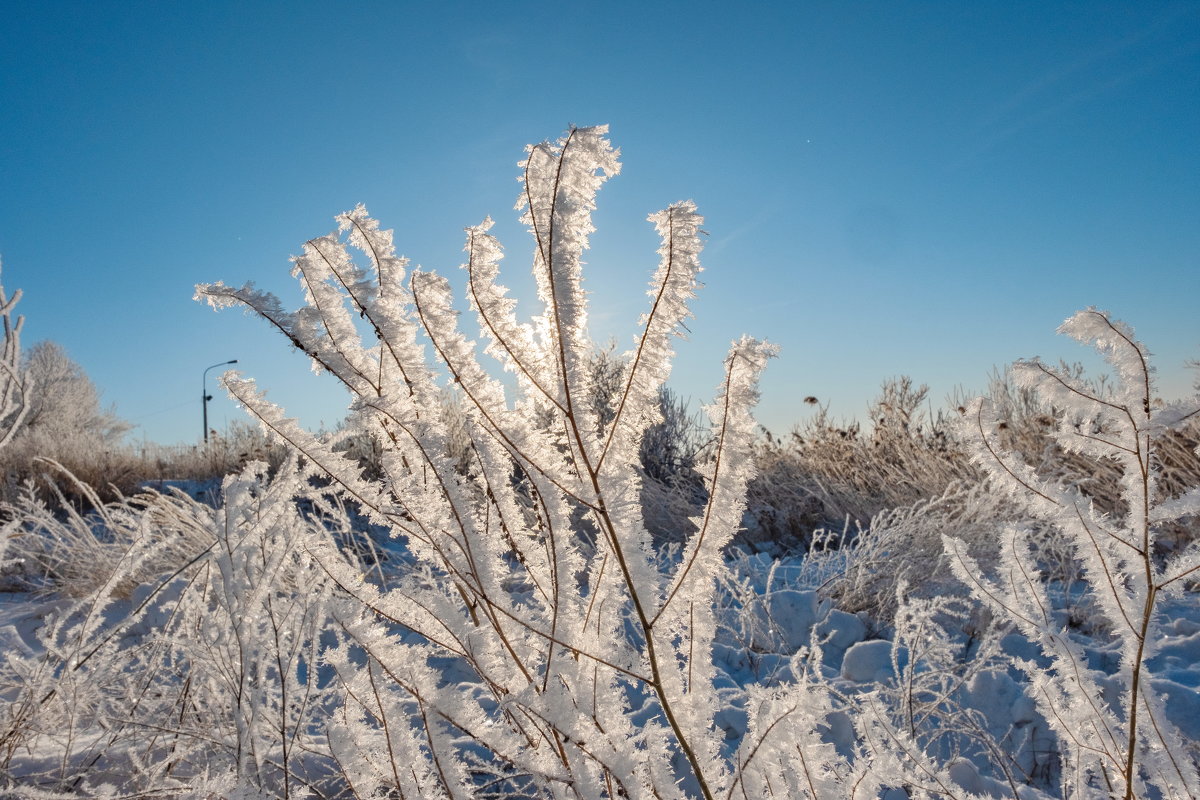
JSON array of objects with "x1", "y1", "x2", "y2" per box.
[{"x1": 202, "y1": 360, "x2": 238, "y2": 444}]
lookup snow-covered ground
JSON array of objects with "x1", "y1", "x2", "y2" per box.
[{"x1": 3, "y1": 522, "x2": 1198, "y2": 798}]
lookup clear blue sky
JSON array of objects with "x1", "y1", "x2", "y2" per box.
[{"x1": 2, "y1": 2, "x2": 1197, "y2": 444}]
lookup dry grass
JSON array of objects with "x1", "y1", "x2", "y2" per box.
[
  {"x1": 742, "y1": 378, "x2": 977, "y2": 554},
  {"x1": 1, "y1": 465, "x2": 216, "y2": 597},
  {"x1": 0, "y1": 420, "x2": 289, "y2": 508},
  {"x1": 752, "y1": 370, "x2": 1199, "y2": 621}
]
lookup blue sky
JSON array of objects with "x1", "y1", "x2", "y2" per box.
[{"x1": 1, "y1": 2, "x2": 1197, "y2": 444}]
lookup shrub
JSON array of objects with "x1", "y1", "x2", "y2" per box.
[
  {"x1": 129, "y1": 418, "x2": 292, "y2": 488},
  {"x1": 792, "y1": 366, "x2": 1199, "y2": 624},
  {"x1": 749, "y1": 378, "x2": 977, "y2": 549},
  {"x1": 191, "y1": 125, "x2": 878, "y2": 799},
  {"x1": 0, "y1": 459, "x2": 342, "y2": 794},
  {"x1": 946, "y1": 309, "x2": 1200, "y2": 799},
  {"x1": 0, "y1": 465, "x2": 215, "y2": 597}
]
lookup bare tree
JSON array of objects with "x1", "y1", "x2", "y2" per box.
[
  {"x1": 17, "y1": 340, "x2": 129, "y2": 445},
  {"x1": 0, "y1": 264, "x2": 28, "y2": 450}
]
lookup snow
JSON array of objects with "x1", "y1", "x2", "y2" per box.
[
  {"x1": 4, "y1": 534, "x2": 1200, "y2": 797},
  {"x1": 840, "y1": 639, "x2": 899, "y2": 683},
  {"x1": 813, "y1": 608, "x2": 867, "y2": 669},
  {"x1": 743, "y1": 588, "x2": 820, "y2": 652}
]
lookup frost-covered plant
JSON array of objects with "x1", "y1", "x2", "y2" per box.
[
  {"x1": 195, "y1": 126, "x2": 864, "y2": 799},
  {"x1": 0, "y1": 267, "x2": 26, "y2": 450},
  {"x1": 843, "y1": 587, "x2": 1057, "y2": 799},
  {"x1": 747, "y1": 378, "x2": 979, "y2": 559},
  {"x1": 946, "y1": 309, "x2": 1200, "y2": 799},
  {"x1": 15, "y1": 341, "x2": 129, "y2": 447},
  {"x1": 0, "y1": 458, "x2": 345, "y2": 797},
  {"x1": 0, "y1": 341, "x2": 135, "y2": 506},
  {"x1": 0, "y1": 461, "x2": 211, "y2": 596},
  {"x1": 811, "y1": 379, "x2": 973, "y2": 520},
  {"x1": 809, "y1": 481, "x2": 1017, "y2": 623},
  {"x1": 0, "y1": 269, "x2": 23, "y2": 570}
]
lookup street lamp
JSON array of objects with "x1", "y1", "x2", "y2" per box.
[{"x1": 202, "y1": 360, "x2": 238, "y2": 444}]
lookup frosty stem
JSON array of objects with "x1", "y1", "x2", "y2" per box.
[
  {"x1": 197, "y1": 126, "x2": 770, "y2": 798},
  {"x1": 950, "y1": 308, "x2": 1200, "y2": 799}
]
